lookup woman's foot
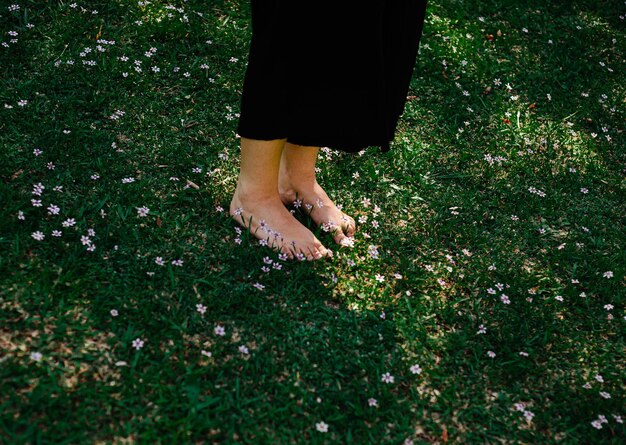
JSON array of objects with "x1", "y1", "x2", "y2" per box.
[
  {"x1": 278, "y1": 175, "x2": 356, "y2": 247},
  {"x1": 229, "y1": 186, "x2": 333, "y2": 261}
]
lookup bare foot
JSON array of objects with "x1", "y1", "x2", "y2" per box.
[
  {"x1": 229, "y1": 187, "x2": 333, "y2": 261},
  {"x1": 278, "y1": 176, "x2": 356, "y2": 247}
]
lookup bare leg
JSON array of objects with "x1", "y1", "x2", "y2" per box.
[
  {"x1": 229, "y1": 137, "x2": 332, "y2": 260},
  {"x1": 278, "y1": 142, "x2": 356, "y2": 246}
]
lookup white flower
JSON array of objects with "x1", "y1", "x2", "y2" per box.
[
  {"x1": 30, "y1": 351, "x2": 43, "y2": 361},
  {"x1": 137, "y1": 206, "x2": 150, "y2": 217},
  {"x1": 367, "y1": 245, "x2": 379, "y2": 259},
  {"x1": 315, "y1": 421, "x2": 328, "y2": 432},
  {"x1": 487, "y1": 351, "x2": 496, "y2": 358},
  {"x1": 47, "y1": 204, "x2": 60, "y2": 215},
  {"x1": 381, "y1": 372, "x2": 394, "y2": 383},
  {"x1": 340, "y1": 237, "x2": 354, "y2": 247},
  {"x1": 523, "y1": 410, "x2": 534, "y2": 422},
  {"x1": 214, "y1": 325, "x2": 225, "y2": 336},
  {"x1": 110, "y1": 309, "x2": 118, "y2": 317},
  {"x1": 196, "y1": 304, "x2": 207, "y2": 315},
  {"x1": 603, "y1": 271, "x2": 613, "y2": 278},
  {"x1": 410, "y1": 364, "x2": 422, "y2": 374},
  {"x1": 368, "y1": 398, "x2": 378, "y2": 407},
  {"x1": 238, "y1": 345, "x2": 249, "y2": 354},
  {"x1": 132, "y1": 338, "x2": 144, "y2": 350}
]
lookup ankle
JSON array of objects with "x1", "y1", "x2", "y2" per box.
[
  {"x1": 235, "y1": 178, "x2": 278, "y2": 198},
  {"x1": 282, "y1": 172, "x2": 317, "y2": 190},
  {"x1": 233, "y1": 182, "x2": 279, "y2": 204}
]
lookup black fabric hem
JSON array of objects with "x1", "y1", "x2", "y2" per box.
[{"x1": 236, "y1": 128, "x2": 393, "y2": 154}]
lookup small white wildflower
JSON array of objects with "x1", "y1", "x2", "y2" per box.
[
  {"x1": 136, "y1": 206, "x2": 150, "y2": 217},
  {"x1": 315, "y1": 421, "x2": 328, "y2": 432},
  {"x1": 132, "y1": 338, "x2": 145, "y2": 350},
  {"x1": 381, "y1": 372, "x2": 394, "y2": 383},
  {"x1": 594, "y1": 374, "x2": 604, "y2": 383}
]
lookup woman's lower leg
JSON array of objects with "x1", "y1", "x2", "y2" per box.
[
  {"x1": 278, "y1": 142, "x2": 357, "y2": 244},
  {"x1": 230, "y1": 137, "x2": 332, "y2": 260}
]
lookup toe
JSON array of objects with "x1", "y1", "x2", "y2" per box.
[
  {"x1": 279, "y1": 243, "x2": 295, "y2": 260},
  {"x1": 283, "y1": 249, "x2": 294, "y2": 260},
  {"x1": 303, "y1": 247, "x2": 319, "y2": 261},
  {"x1": 341, "y1": 213, "x2": 356, "y2": 237},
  {"x1": 312, "y1": 246, "x2": 324, "y2": 259},
  {"x1": 331, "y1": 228, "x2": 349, "y2": 247},
  {"x1": 314, "y1": 242, "x2": 330, "y2": 257}
]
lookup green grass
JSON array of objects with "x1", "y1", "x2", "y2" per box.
[{"x1": 1, "y1": 0, "x2": 624, "y2": 443}]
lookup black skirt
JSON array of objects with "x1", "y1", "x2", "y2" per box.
[{"x1": 236, "y1": 1, "x2": 429, "y2": 154}]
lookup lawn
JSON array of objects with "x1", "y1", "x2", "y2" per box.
[{"x1": 1, "y1": 0, "x2": 624, "y2": 443}]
